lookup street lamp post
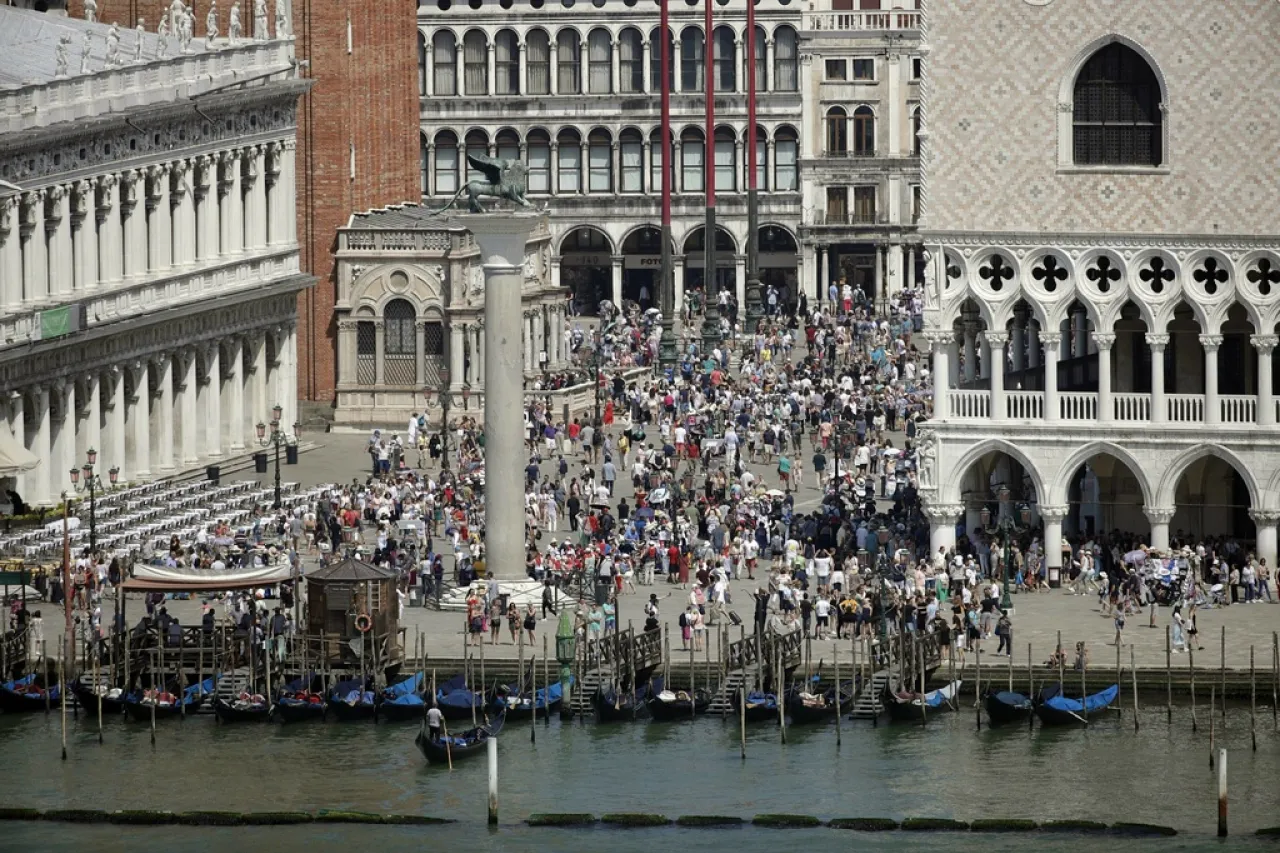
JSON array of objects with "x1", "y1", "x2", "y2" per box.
[
  {"x1": 69, "y1": 448, "x2": 119, "y2": 555},
  {"x1": 255, "y1": 404, "x2": 295, "y2": 510},
  {"x1": 593, "y1": 336, "x2": 602, "y2": 427},
  {"x1": 425, "y1": 368, "x2": 452, "y2": 472},
  {"x1": 981, "y1": 491, "x2": 1028, "y2": 614}
]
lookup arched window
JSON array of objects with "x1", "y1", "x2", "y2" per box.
[
  {"x1": 557, "y1": 30, "x2": 581, "y2": 94},
  {"x1": 465, "y1": 129, "x2": 489, "y2": 181},
  {"x1": 433, "y1": 130, "x2": 459, "y2": 194},
  {"x1": 825, "y1": 107, "x2": 847, "y2": 155},
  {"x1": 911, "y1": 106, "x2": 921, "y2": 156},
  {"x1": 650, "y1": 27, "x2": 673, "y2": 93},
  {"x1": 681, "y1": 127, "x2": 704, "y2": 192},
  {"x1": 1073, "y1": 43, "x2": 1163, "y2": 166},
  {"x1": 588, "y1": 28, "x2": 612, "y2": 94},
  {"x1": 463, "y1": 30, "x2": 488, "y2": 95},
  {"x1": 433, "y1": 31, "x2": 457, "y2": 96},
  {"x1": 527, "y1": 30, "x2": 550, "y2": 95},
  {"x1": 751, "y1": 25, "x2": 767, "y2": 92},
  {"x1": 619, "y1": 28, "x2": 644, "y2": 93},
  {"x1": 681, "y1": 27, "x2": 704, "y2": 92},
  {"x1": 620, "y1": 128, "x2": 644, "y2": 192},
  {"x1": 419, "y1": 133, "x2": 429, "y2": 195},
  {"x1": 714, "y1": 127, "x2": 736, "y2": 192},
  {"x1": 417, "y1": 32, "x2": 427, "y2": 96},
  {"x1": 713, "y1": 26, "x2": 735, "y2": 92},
  {"x1": 853, "y1": 106, "x2": 875, "y2": 156},
  {"x1": 496, "y1": 128, "x2": 520, "y2": 161},
  {"x1": 356, "y1": 321, "x2": 376, "y2": 385},
  {"x1": 588, "y1": 128, "x2": 613, "y2": 192},
  {"x1": 650, "y1": 127, "x2": 670, "y2": 193},
  {"x1": 774, "y1": 26, "x2": 797, "y2": 92},
  {"x1": 526, "y1": 129, "x2": 552, "y2": 193},
  {"x1": 383, "y1": 299, "x2": 417, "y2": 386},
  {"x1": 495, "y1": 30, "x2": 519, "y2": 95},
  {"x1": 557, "y1": 129, "x2": 582, "y2": 192},
  {"x1": 774, "y1": 126, "x2": 798, "y2": 191}
]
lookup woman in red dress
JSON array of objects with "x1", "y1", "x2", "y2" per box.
[{"x1": 603, "y1": 399, "x2": 614, "y2": 427}]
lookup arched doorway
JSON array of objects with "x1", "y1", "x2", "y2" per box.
[
  {"x1": 621, "y1": 226, "x2": 664, "y2": 308},
  {"x1": 1062, "y1": 450, "x2": 1150, "y2": 539},
  {"x1": 757, "y1": 225, "x2": 799, "y2": 315},
  {"x1": 560, "y1": 226, "x2": 613, "y2": 314},
  {"x1": 954, "y1": 446, "x2": 1043, "y2": 580},
  {"x1": 1170, "y1": 455, "x2": 1255, "y2": 544},
  {"x1": 683, "y1": 225, "x2": 736, "y2": 315}
]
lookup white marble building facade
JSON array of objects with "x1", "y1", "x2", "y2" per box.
[
  {"x1": 416, "y1": 0, "x2": 921, "y2": 314},
  {"x1": 917, "y1": 0, "x2": 1280, "y2": 576},
  {"x1": 0, "y1": 8, "x2": 311, "y2": 507},
  {"x1": 333, "y1": 205, "x2": 565, "y2": 425}
]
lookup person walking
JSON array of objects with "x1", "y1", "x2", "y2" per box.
[{"x1": 995, "y1": 609, "x2": 1012, "y2": 656}]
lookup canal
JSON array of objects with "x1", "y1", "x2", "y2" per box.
[{"x1": 1, "y1": 703, "x2": 1276, "y2": 851}]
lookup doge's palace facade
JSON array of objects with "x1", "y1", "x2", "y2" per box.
[
  {"x1": 918, "y1": 0, "x2": 1280, "y2": 577},
  {"x1": 0, "y1": 7, "x2": 312, "y2": 507}
]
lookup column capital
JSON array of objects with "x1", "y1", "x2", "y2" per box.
[
  {"x1": 1038, "y1": 504, "x2": 1069, "y2": 523},
  {"x1": 71, "y1": 179, "x2": 94, "y2": 220},
  {"x1": 1248, "y1": 509, "x2": 1280, "y2": 526},
  {"x1": 1199, "y1": 333, "x2": 1223, "y2": 350},
  {"x1": 922, "y1": 329, "x2": 953, "y2": 348},
  {"x1": 921, "y1": 502, "x2": 964, "y2": 523},
  {"x1": 1092, "y1": 332, "x2": 1116, "y2": 350},
  {"x1": 1039, "y1": 331, "x2": 1061, "y2": 347},
  {"x1": 1251, "y1": 334, "x2": 1279, "y2": 353},
  {"x1": 0, "y1": 194, "x2": 17, "y2": 234},
  {"x1": 983, "y1": 331, "x2": 1009, "y2": 347},
  {"x1": 1145, "y1": 332, "x2": 1170, "y2": 349},
  {"x1": 1143, "y1": 507, "x2": 1176, "y2": 525}
]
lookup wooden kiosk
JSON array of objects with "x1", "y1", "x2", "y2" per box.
[{"x1": 305, "y1": 557, "x2": 401, "y2": 668}]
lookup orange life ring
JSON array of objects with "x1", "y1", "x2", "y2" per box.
[{"x1": 355, "y1": 613, "x2": 372, "y2": 633}]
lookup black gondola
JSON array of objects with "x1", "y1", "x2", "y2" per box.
[
  {"x1": 595, "y1": 676, "x2": 659, "y2": 723},
  {"x1": 984, "y1": 689, "x2": 1034, "y2": 726},
  {"x1": 275, "y1": 674, "x2": 326, "y2": 723},
  {"x1": 497, "y1": 677, "x2": 568, "y2": 721},
  {"x1": 122, "y1": 677, "x2": 213, "y2": 721},
  {"x1": 415, "y1": 708, "x2": 506, "y2": 765},
  {"x1": 1034, "y1": 683, "x2": 1119, "y2": 727},
  {"x1": 785, "y1": 682, "x2": 853, "y2": 725},
  {"x1": 69, "y1": 677, "x2": 128, "y2": 716},
  {"x1": 212, "y1": 695, "x2": 272, "y2": 723},
  {"x1": 380, "y1": 673, "x2": 428, "y2": 722},
  {"x1": 0, "y1": 674, "x2": 60, "y2": 713},
  {"x1": 731, "y1": 690, "x2": 780, "y2": 723},
  {"x1": 326, "y1": 678, "x2": 378, "y2": 721},
  {"x1": 645, "y1": 683, "x2": 711, "y2": 721},
  {"x1": 434, "y1": 674, "x2": 487, "y2": 722},
  {"x1": 882, "y1": 681, "x2": 961, "y2": 723}
]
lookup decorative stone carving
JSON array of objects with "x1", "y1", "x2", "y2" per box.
[
  {"x1": 915, "y1": 428, "x2": 936, "y2": 488},
  {"x1": 84, "y1": 0, "x2": 98, "y2": 22},
  {"x1": 1144, "y1": 333, "x2": 1169, "y2": 349},
  {"x1": 1038, "y1": 505, "x2": 1069, "y2": 524},
  {"x1": 206, "y1": 0, "x2": 219, "y2": 48},
  {"x1": 229, "y1": 1, "x2": 243, "y2": 45},
  {"x1": 1143, "y1": 507, "x2": 1175, "y2": 526},
  {"x1": 55, "y1": 34, "x2": 72, "y2": 78},
  {"x1": 104, "y1": 23, "x2": 122, "y2": 68},
  {"x1": 1091, "y1": 332, "x2": 1116, "y2": 350},
  {"x1": 1198, "y1": 334, "x2": 1224, "y2": 350},
  {"x1": 254, "y1": 0, "x2": 269, "y2": 41},
  {"x1": 921, "y1": 502, "x2": 964, "y2": 522}
]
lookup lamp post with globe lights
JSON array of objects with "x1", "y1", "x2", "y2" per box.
[
  {"x1": 256, "y1": 404, "x2": 298, "y2": 510},
  {"x1": 69, "y1": 448, "x2": 119, "y2": 555},
  {"x1": 980, "y1": 484, "x2": 1030, "y2": 614}
]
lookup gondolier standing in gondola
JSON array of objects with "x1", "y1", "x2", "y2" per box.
[{"x1": 426, "y1": 705, "x2": 444, "y2": 742}]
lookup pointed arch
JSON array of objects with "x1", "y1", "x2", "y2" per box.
[
  {"x1": 1157, "y1": 443, "x2": 1260, "y2": 509},
  {"x1": 940, "y1": 438, "x2": 1047, "y2": 506},
  {"x1": 1048, "y1": 441, "x2": 1153, "y2": 507}
]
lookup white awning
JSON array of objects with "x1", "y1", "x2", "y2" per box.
[{"x1": 0, "y1": 428, "x2": 39, "y2": 478}]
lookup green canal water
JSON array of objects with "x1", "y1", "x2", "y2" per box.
[{"x1": 2, "y1": 703, "x2": 1277, "y2": 851}]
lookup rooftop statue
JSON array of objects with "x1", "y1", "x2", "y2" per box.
[{"x1": 429, "y1": 153, "x2": 533, "y2": 215}]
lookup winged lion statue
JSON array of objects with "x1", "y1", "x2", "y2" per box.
[{"x1": 428, "y1": 153, "x2": 535, "y2": 214}]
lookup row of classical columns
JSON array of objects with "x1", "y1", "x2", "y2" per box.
[
  {"x1": 0, "y1": 141, "x2": 297, "y2": 313},
  {"x1": 930, "y1": 323, "x2": 1280, "y2": 427},
  {"x1": 810, "y1": 243, "x2": 920, "y2": 305},
  {"x1": 425, "y1": 32, "x2": 788, "y2": 99},
  {"x1": 2, "y1": 325, "x2": 297, "y2": 507}
]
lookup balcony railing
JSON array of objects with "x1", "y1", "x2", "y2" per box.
[
  {"x1": 805, "y1": 11, "x2": 922, "y2": 32},
  {"x1": 945, "y1": 389, "x2": 1280, "y2": 429},
  {"x1": 811, "y1": 211, "x2": 880, "y2": 226}
]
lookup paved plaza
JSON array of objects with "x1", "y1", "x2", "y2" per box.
[{"x1": 82, "y1": 430, "x2": 1280, "y2": 673}]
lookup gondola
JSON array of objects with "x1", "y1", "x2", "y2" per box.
[
  {"x1": 122, "y1": 677, "x2": 214, "y2": 721},
  {"x1": 326, "y1": 677, "x2": 378, "y2": 721},
  {"x1": 212, "y1": 693, "x2": 272, "y2": 723},
  {"x1": 984, "y1": 689, "x2": 1034, "y2": 726},
  {"x1": 380, "y1": 673, "x2": 428, "y2": 722},
  {"x1": 496, "y1": 677, "x2": 569, "y2": 721},
  {"x1": 275, "y1": 674, "x2": 326, "y2": 723},
  {"x1": 0, "y1": 674, "x2": 60, "y2": 713},
  {"x1": 883, "y1": 680, "x2": 962, "y2": 723},
  {"x1": 434, "y1": 674, "x2": 487, "y2": 722},
  {"x1": 1034, "y1": 683, "x2": 1119, "y2": 727},
  {"x1": 594, "y1": 676, "x2": 659, "y2": 722},
  {"x1": 785, "y1": 681, "x2": 854, "y2": 725},
  {"x1": 69, "y1": 677, "x2": 128, "y2": 716},
  {"x1": 415, "y1": 706, "x2": 506, "y2": 765},
  {"x1": 645, "y1": 684, "x2": 712, "y2": 721},
  {"x1": 732, "y1": 689, "x2": 780, "y2": 723}
]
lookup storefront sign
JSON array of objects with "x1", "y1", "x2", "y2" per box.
[
  {"x1": 561, "y1": 253, "x2": 610, "y2": 267},
  {"x1": 759, "y1": 252, "x2": 799, "y2": 267},
  {"x1": 625, "y1": 255, "x2": 662, "y2": 270}
]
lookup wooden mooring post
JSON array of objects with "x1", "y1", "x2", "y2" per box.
[{"x1": 1250, "y1": 646, "x2": 1257, "y2": 752}]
